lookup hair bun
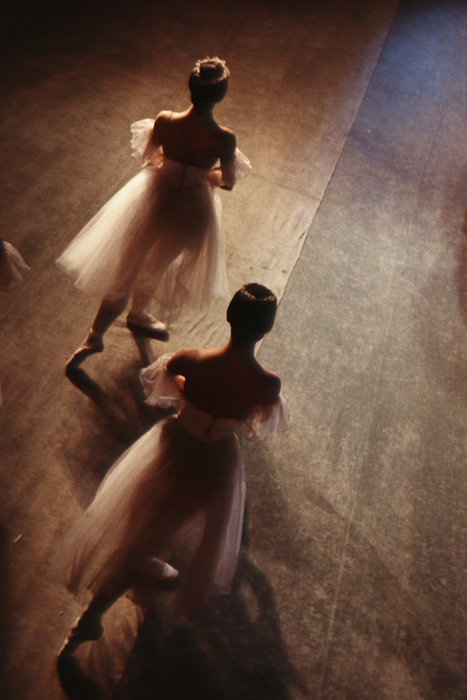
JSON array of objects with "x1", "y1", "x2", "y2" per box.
[
  {"x1": 227, "y1": 283, "x2": 277, "y2": 341},
  {"x1": 191, "y1": 57, "x2": 230, "y2": 85}
]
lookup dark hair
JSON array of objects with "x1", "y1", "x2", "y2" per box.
[
  {"x1": 189, "y1": 57, "x2": 230, "y2": 105},
  {"x1": 227, "y1": 283, "x2": 277, "y2": 341}
]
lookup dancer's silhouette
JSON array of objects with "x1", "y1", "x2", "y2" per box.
[
  {"x1": 58, "y1": 58, "x2": 250, "y2": 372},
  {"x1": 58, "y1": 284, "x2": 288, "y2": 656}
]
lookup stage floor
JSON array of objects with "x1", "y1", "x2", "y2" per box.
[{"x1": 1, "y1": 1, "x2": 467, "y2": 698}]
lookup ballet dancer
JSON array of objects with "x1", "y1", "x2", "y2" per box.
[
  {"x1": 58, "y1": 283, "x2": 288, "y2": 655},
  {"x1": 58, "y1": 57, "x2": 250, "y2": 373}
]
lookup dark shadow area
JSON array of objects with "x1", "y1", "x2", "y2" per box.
[
  {"x1": 66, "y1": 366, "x2": 108, "y2": 404},
  {"x1": 55, "y1": 355, "x2": 169, "y2": 511},
  {"x1": 61, "y1": 550, "x2": 308, "y2": 700},
  {"x1": 1, "y1": 0, "x2": 120, "y2": 49},
  {"x1": 54, "y1": 576, "x2": 307, "y2": 700},
  {"x1": 57, "y1": 654, "x2": 103, "y2": 700},
  {"x1": 55, "y1": 502, "x2": 308, "y2": 700},
  {"x1": 0, "y1": 526, "x2": 10, "y2": 700}
]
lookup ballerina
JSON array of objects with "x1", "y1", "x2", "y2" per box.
[
  {"x1": 57, "y1": 57, "x2": 250, "y2": 372},
  {"x1": 58, "y1": 283, "x2": 288, "y2": 655}
]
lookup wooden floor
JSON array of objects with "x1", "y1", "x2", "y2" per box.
[{"x1": 2, "y1": 1, "x2": 467, "y2": 698}]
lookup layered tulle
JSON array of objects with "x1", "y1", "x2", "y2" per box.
[
  {"x1": 57, "y1": 118, "x2": 251, "y2": 322},
  {"x1": 63, "y1": 354, "x2": 288, "y2": 614}
]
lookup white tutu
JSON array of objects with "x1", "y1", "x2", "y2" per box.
[
  {"x1": 56, "y1": 118, "x2": 251, "y2": 321},
  {"x1": 63, "y1": 354, "x2": 288, "y2": 614},
  {"x1": 0, "y1": 240, "x2": 30, "y2": 289}
]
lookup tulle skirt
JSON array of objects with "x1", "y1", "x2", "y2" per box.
[
  {"x1": 57, "y1": 158, "x2": 230, "y2": 321},
  {"x1": 63, "y1": 415, "x2": 245, "y2": 614}
]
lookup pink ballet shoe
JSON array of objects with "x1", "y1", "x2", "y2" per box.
[
  {"x1": 65, "y1": 331, "x2": 104, "y2": 372},
  {"x1": 139, "y1": 557, "x2": 179, "y2": 582},
  {"x1": 58, "y1": 615, "x2": 104, "y2": 657},
  {"x1": 126, "y1": 313, "x2": 169, "y2": 342}
]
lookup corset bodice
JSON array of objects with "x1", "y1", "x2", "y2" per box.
[{"x1": 178, "y1": 402, "x2": 239, "y2": 442}]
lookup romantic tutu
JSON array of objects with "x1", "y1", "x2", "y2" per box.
[
  {"x1": 62, "y1": 354, "x2": 288, "y2": 613},
  {"x1": 57, "y1": 119, "x2": 251, "y2": 321}
]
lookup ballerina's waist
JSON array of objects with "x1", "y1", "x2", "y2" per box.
[
  {"x1": 178, "y1": 404, "x2": 239, "y2": 442},
  {"x1": 145, "y1": 156, "x2": 215, "y2": 187}
]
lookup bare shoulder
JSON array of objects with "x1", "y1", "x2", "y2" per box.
[
  {"x1": 260, "y1": 369, "x2": 281, "y2": 405},
  {"x1": 155, "y1": 110, "x2": 172, "y2": 123},
  {"x1": 152, "y1": 111, "x2": 172, "y2": 141},
  {"x1": 167, "y1": 348, "x2": 198, "y2": 376}
]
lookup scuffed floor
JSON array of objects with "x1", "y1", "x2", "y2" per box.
[{"x1": 2, "y1": 0, "x2": 467, "y2": 698}]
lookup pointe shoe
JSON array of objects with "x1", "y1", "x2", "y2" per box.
[
  {"x1": 126, "y1": 313, "x2": 169, "y2": 342},
  {"x1": 58, "y1": 615, "x2": 104, "y2": 657},
  {"x1": 66, "y1": 331, "x2": 104, "y2": 372},
  {"x1": 140, "y1": 557, "x2": 179, "y2": 582}
]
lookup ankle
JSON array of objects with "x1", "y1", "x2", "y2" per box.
[{"x1": 127, "y1": 310, "x2": 151, "y2": 323}]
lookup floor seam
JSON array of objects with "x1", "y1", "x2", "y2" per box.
[{"x1": 314, "y1": 1, "x2": 467, "y2": 695}]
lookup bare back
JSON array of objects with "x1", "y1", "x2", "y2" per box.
[
  {"x1": 153, "y1": 109, "x2": 236, "y2": 170},
  {"x1": 168, "y1": 347, "x2": 281, "y2": 420}
]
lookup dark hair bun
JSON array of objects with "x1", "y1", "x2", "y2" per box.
[
  {"x1": 227, "y1": 283, "x2": 277, "y2": 341},
  {"x1": 189, "y1": 57, "x2": 230, "y2": 105}
]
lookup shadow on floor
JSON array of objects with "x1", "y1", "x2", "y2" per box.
[
  {"x1": 65, "y1": 336, "x2": 152, "y2": 405},
  {"x1": 56, "y1": 550, "x2": 308, "y2": 700},
  {"x1": 59, "y1": 353, "x2": 175, "y2": 507},
  {"x1": 56, "y1": 655, "x2": 103, "y2": 700},
  {"x1": 65, "y1": 366, "x2": 108, "y2": 404}
]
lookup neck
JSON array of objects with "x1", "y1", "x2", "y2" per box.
[
  {"x1": 227, "y1": 336, "x2": 258, "y2": 357},
  {"x1": 191, "y1": 102, "x2": 216, "y2": 117}
]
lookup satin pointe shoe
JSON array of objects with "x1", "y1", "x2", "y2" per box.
[
  {"x1": 137, "y1": 557, "x2": 179, "y2": 591},
  {"x1": 58, "y1": 614, "x2": 104, "y2": 657},
  {"x1": 126, "y1": 313, "x2": 169, "y2": 342},
  {"x1": 140, "y1": 557, "x2": 179, "y2": 581},
  {"x1": 65, "y1": 331, "x2": 104, "y2": 373}
]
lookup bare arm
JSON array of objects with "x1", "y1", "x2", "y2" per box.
[
  {"x1": 259, "y1": 372, "x2": 281, "y2": 406},
  {"x1": 219, "y1": 131, "x2": 237, "y2": 190},
  {"x1": 151, "y1": 111, "x2": 172, "y2": 148}
]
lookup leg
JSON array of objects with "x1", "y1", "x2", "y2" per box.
[
  {"x1": 66, "y1": 296, "x2": 128, "y2": 371},
  {"x1": 171, "y1": 495, "x2": 230, "y2": 620},
  {"x1": 126, "y1": 310, "x2": 169, "y2": 342},
  {"x1": 125, "y1": 228, "x2": 200, "y2": 342},
  {"x1": 59, "y1": 588, "x2": 126, "y2": 656},
  {"x1": 124, "y1": 238, "x2": 184, "y2": 342},
  {"x1": 126, "y1": 279, "x2": 170, "y2": 342}
]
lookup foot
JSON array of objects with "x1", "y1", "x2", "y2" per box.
[
  {"x1": 66, "y1": 331, "x2": 104, "y2": 372},
  {"x1": 126, "y1": 312, "x2": 169, "y2": 342},
  {"x1": 140, "y1": 557, "x2": 179, "y2": 582},
  {"x1": 58, "y1": 615, "x2": 104, "y2": 657}
]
